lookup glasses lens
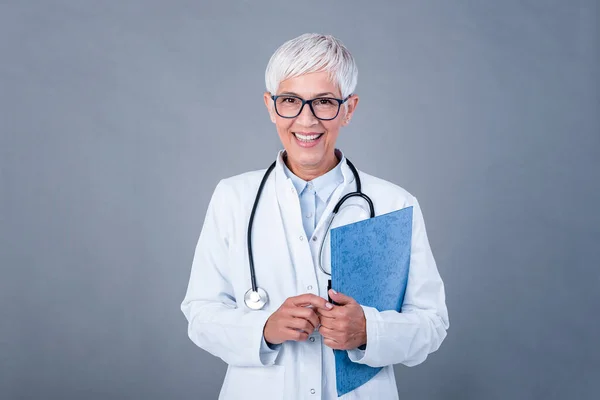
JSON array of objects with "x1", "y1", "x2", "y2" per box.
[
  {"x1": 275, "y1": 96, "x2": 303, "y2": 117},
  {"x1": 311, "y1": 98, "x2": 340, "y2": 120}
]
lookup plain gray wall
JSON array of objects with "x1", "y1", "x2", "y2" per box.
[{"x1": 1, "y1": 1, "x2": 598, "y2": 399}]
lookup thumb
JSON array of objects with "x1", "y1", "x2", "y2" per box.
[{"x1": 329, "y1": 289, "x2": 354, "y2": 305}]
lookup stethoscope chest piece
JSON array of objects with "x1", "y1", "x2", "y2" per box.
[{"x1": 244, "y1": 287, "x2": 268, "y2": 310}]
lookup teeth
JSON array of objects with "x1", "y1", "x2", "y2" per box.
[{"x1": 294, "y1": 133, "x2": 322, "y2": 141}]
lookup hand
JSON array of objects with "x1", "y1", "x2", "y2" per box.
[
  {"x1": 264, "y1": 294, "x2": 333, "y2": 345},
  {"x1": 317, "y1": 289, "x2": 367, "y2": 350}
]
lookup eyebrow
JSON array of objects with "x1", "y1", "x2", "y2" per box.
[{"x1": 278, "y1": 91, "x2": 338, "y2": 98}]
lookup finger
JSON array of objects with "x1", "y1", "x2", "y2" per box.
[
  {"x1": 318, "y1": 318, "x2": 342, "y2": 332},
  {"x1": 319, "y1": 326, "x2": 339, "y2": 342},
  {"x1": 322, "y1": 336, "x2": 342, "y2": 350},
  {"x1": 316, "y1": 300, "x2": 343, "y2": 315},
  {"x1": 316, "y1": 304, "x2": 347, "y2": 319},
  {"x1": 284, "y1": 328, "x2": 310, "y2": 342},
  {"x1": 328, "y1": 289, "x2": 355, "y2": 306},
  {"x1": 317, "y1": 325, "x2": 337, "y2": 338},
  {"x1": 315, "y1": 309, "x2": 336, "y2": 320},
  {"x1": 290, "y1": 294, "x2": 334, "y2": 310},
  {"x1": 289, "y1": 308, "x2": 320, "y2": 330},
  {"x1": 286, "y1": 317, "x2": 315, "y2": 334}
]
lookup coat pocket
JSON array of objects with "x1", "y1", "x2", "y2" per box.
[{"x1": 219, "y1": 364, "x2": 285, "y2": 400}]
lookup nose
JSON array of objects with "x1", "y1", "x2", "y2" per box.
[{"x1": 295, "y1": 101, "x2": 319, "y2": 126}]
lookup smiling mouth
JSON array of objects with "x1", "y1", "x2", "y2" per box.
[{"x1": 293, "y1": 132, "x2": 324, "y2": 142}]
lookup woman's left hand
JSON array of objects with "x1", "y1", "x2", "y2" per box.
[{"x1": 317, "y1": 289, "x2": 367, "y2": 350}]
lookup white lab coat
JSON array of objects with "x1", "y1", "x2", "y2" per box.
[{"x1": 181, "y1": 151, "x2": 449, "y2": 399}]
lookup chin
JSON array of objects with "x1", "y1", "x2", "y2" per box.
[
  {"x1": 289, "y1": 147, "x2": 323, "y2": 162},
  {"x1": 297, "y1": 155, "x2": 323, "y2": 168}
]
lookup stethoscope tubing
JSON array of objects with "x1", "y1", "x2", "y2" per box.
[
  {"x1": 247, "y1": 161, "x2": 277, "y2": 293},
  {"x1": 246, "y1": 158, "x2": 374, "y2": 308}
]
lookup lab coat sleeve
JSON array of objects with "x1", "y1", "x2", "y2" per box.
[
  {"x1": 260, "y1": 336, "x2": 282, "y2": 353},
  {"x1": 347, "y1": 196, "x2": 449, "y2": 368},
  {"x1": 181, "y1": 180, "x2": 281, "y2": 367}
]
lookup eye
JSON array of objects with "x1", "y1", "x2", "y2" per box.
[
  {"x1": 316, "y1": 98, "x2": 336, "y2": 106},
  {"x1": 279, "y1": 96, "x2": 299, "y2": 104}
]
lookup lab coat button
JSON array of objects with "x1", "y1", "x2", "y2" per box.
[
  {"x1": 299, "y1": 235, "x2": 304, "y2": 241},
  {"x1": 306, "y1": 212, "x2": 313, "y2": 218},
  {"x1": 307, "y1": 285, "x2": 313, "y2": 290},
  {"x1": 312, "y1": 236, "x2": 317, "y2": 241},
  {"x1": 310, "y1": 389, "x2": 316, "y2": 394},
  {"x1": 309, "y1": 337, "x2": 315, "y2": 342}
]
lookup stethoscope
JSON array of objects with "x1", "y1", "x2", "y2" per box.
[{"x1": 244, "y1": 159, "x2": 375, "y2": 310}]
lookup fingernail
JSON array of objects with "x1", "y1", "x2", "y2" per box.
[
  {"x1": 330, "y1": 289, "x2": 337, "y2": 295},
  {"x1": 326, "y1": 302, "x2": 333, "y2": 309}
]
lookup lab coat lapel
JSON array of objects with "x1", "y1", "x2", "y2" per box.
[
  {"x1": 271, "y1": 151, "x2": 359, "y2": 298},
  {"x1": 273, "y1": 153, "x2": 322, "y2": 295}
]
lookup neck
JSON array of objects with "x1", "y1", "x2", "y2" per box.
[{"x1": 285, "y1": 152, "x2": 339, "y2": 181}]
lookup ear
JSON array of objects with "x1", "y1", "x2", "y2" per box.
[
  {"x1": 263, "y1": 92, "x2": 277, "y2": 124},
  {"x1": 342, "y1": 94, "x2": 359, "y2": 126}
]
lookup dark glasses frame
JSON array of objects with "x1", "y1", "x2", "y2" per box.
[{"x1": 270, "y1": 94, "x2": 350, "y2": 121}]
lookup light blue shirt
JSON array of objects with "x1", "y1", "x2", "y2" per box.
[{"x1": 282, "y1": 156, "x2": 345, "y2": 239}]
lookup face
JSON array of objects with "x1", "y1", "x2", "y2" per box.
[{"x1": 263, "y1": 71, "x2": 358, "y2": 180}]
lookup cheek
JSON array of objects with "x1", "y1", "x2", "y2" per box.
[
  {"x1": 322, "y1": 122, "x2": 342, "y2": 139},
  {"x1": 275, "y1": 120, "x2": 293, "y2": 136}
]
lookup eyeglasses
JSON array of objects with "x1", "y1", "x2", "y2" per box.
[{"x1": 271, "y1": 94, "x2": 350, "y2": 121}]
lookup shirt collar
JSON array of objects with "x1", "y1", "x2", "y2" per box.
[{"x1": 280, "y1": 149, "x2": 346, "y2": 203}]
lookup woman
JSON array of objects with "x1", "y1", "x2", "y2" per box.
[{"x1": 181, "y1": 33, "x2": 449, "y2": 400}]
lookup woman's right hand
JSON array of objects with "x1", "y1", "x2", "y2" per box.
[{"x1": 263, "y1": 294, "x2": 333, "y2": 345}]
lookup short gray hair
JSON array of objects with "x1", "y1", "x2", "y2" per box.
[{"x1": 265, "y1": 33, "x2": 358, "y2": 99}]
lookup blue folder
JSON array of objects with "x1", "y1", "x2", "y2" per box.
[{"x1": 330, "y1": 206, "x2": 413, "y2": 396}]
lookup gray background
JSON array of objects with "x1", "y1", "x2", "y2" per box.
[{"x1": 1, "y1": 1, "x2": 598, "y2": 399}]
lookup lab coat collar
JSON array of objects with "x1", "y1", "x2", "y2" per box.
[
  {"x1": 280, "y1": 153, "x2": 345, "y2": 205},
  {"x1": 274, "y1": 149, "x2": 356, "y2": 193}
]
